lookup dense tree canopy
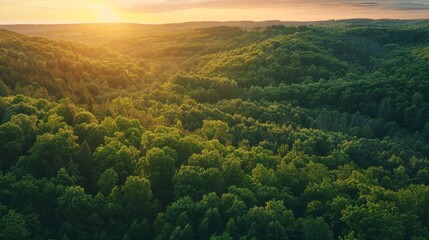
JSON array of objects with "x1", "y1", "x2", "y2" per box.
[{"x1": 0, "y1": 20, "x2": 429, "y2": 239}]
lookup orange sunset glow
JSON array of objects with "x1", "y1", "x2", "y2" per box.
[{"x1": 1, "y1": 0, "x2": 428, "y2": 24}]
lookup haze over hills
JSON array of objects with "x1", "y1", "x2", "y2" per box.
[
  {"x1": 0, "y1": 19, "x2": 429, "y2": 239},
  {"x1": 2, "y1": 18, "x2": 429, "y2": 41}
]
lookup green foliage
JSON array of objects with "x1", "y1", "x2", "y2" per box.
[
  {"x1": 97, "y1": 168, "x2": 118, "y2": 196},
  {"x1": 301, "y1": 217, "x2": 333, "y2": 240},
  {"x1": 57, "y1": 186, "x2": 99, "y2": 239},
  {"x1": 200, "y1": 120, "x2": 232, "y2": 145},
  {"x1": 121, "y1": 176, "x2": 152, "y2": 219},
  {"x1": 141, "y1": 147, "x2": 176, "y2": 205},
  {"x1": 0, "y1": 122, "x2": 24, "y2": 170},
  {"x1": 341, "y1": 201, "x2": 405, "y2": 240},
  {"x1": 0, "y1": 209, "x2": 30, "y2": 240},
  {"x1": 93, "y1": 138, "x2": 140, "y2": 184},
  {"x1": 15, "y1": 128, "x2": 79, "y2": 178},
  {"x1": 1, "y1": 21, "x2": 429, "y2": 239}
]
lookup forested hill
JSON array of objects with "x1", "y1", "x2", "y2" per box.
[{"x1": 0, "y1": 21, "x2": 429, "y2": 240}]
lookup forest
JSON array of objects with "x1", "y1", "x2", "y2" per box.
[{"x1": 0, "y1": 19, "x2": 429, "y2": 239}]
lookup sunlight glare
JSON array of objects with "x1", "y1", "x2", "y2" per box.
[{"x1": 94, "y1": 4, "x2": 119, "y2": 23}]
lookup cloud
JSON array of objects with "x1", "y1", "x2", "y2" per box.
[
  {"x1": 107, "y1": 0, "x2": 429, "y2": 12},
  {"x1": 348, "y1": 2, "x2": 381, "y2": 7},
  {"x1": 345, "y1": 0, "x2": 429, "y2": 10},
  {"x1": 389, "y1": 2, "x2": 429, "y2": 10}
]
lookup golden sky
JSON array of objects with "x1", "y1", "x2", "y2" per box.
[{"x1": 0, "y1": 0, "x2": 429, "y2": 24}]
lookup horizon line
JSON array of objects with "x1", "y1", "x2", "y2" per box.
[{"x1": 1, "y1": 18, "x2": 429, "y2": 26}]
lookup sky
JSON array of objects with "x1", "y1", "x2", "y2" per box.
[{"x1": 0, "y1": 0, "x2": 429, "y2": 24}]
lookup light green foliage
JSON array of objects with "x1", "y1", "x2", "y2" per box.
[
  {"x1": 0, "y1": 210, "x2": 30, "y2": 240},
  {"x1": 73, "y1": 111, "x2": 98, "y2": 125},
  {"x1": 93, "y1": 138, "x2": 140, "y2": 183},
  {"x1": 200, "y1": 120, "x2": 232, "y2": 145},
  {"x1": 341, "y1": 201, "x2": 405, "y2": 240},
  {"x1": 245, "y1": 200, "x2": 295, "y2": 240}
]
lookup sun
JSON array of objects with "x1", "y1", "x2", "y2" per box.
[{"x1": 94, "y1": 4, "x2": 119, "y2": 23}]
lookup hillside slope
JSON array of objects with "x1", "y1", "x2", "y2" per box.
[{"x1": 0, "y1": 22, "x2": 429, "y2": 239}]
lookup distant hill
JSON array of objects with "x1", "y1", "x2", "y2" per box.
[{"x1": 3, "y1": 19, "x2": 428, "y2": 43}]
